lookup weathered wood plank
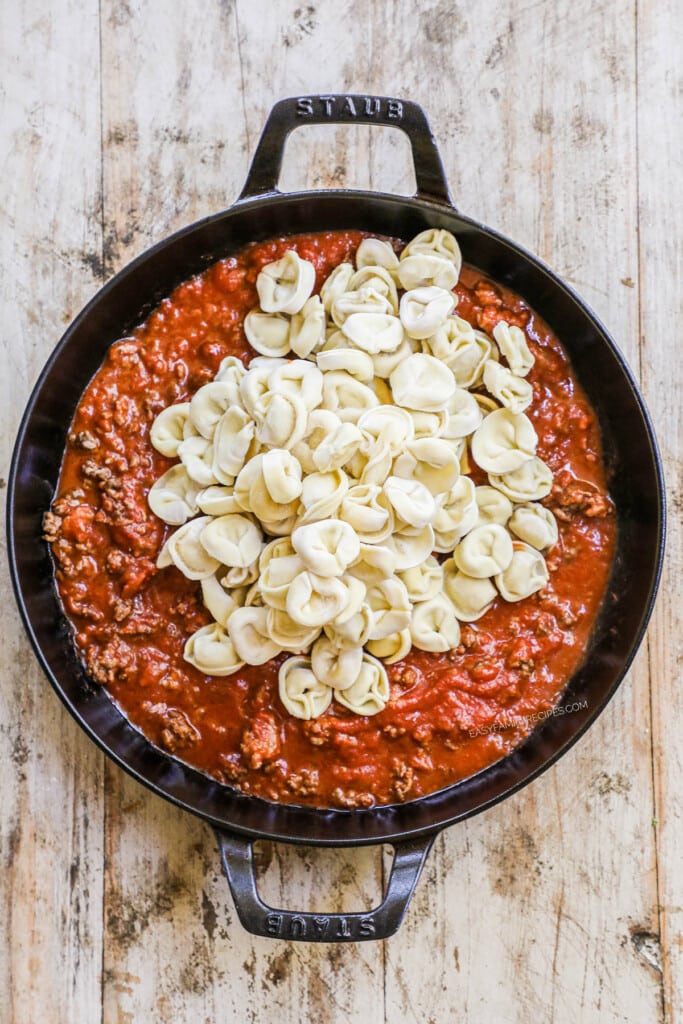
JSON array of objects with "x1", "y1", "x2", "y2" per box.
[
  {"x1": 98, "y1": 1, "x2": 260, "y2": 1014},
  {"x1": 0, "y1": 2, "x2": 105, "y2": 1021},
  {"x1": 369, "y1": 1, "x2": 664, "y2": 1021},
  {"x1": 636, "y1": 0, "x2": 683, "y2": 1018},
  {"x1": 235, "y1": 0, "x2": 376, "y2": 196},
  {"x1": 99, "y1": 0, "x2": 249, "y2": 273},
  {"x1": 99, "y1": 2, "x2": 384, "y2": 1021}
]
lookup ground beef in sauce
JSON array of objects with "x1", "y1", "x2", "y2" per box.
[
  {"x1": 45, "y1": 231, "x2": 615, "y2": 809},
  {"x1": 159, "y1": 708, "x2": 200, "y2": 753}
]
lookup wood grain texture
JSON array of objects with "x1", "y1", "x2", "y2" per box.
[
  {"x1": 637, "y1": 0, "x2": 683, "y2": 1018},
  {"x1": 0, "y1": 2, "x2": 105, "y2": 1021},
  {"x1": 97, "y1": 2, "x2": 385, "y2": 1020},
  {"x1": 374, "y1": 3, "x2": 663, "y2": 1022},
  {"x1": 1, "y1": 0, "x2": 680, "y2": 1021}
]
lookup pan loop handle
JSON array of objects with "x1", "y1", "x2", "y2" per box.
[
  {"x1": 237, "y1": 94, "x2": 454, "y2": 207},
  {"x1": 215, "y1": 828, "x2": 436, "y2": 942}
]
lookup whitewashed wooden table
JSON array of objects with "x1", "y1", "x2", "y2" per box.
[{"x1": 1, "y1": 1, "x2": 681, "y2": 1021}]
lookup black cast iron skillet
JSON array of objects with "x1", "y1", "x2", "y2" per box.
[{"x1": 8, "y1": 95, "x2": 665, "y2": 943}]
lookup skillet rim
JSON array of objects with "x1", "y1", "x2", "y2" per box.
[{"x1": 7, "y1": 185, "x2": 667, "y2": 847}]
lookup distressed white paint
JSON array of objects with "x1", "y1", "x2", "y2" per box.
[
  {"x1": 0, "y1": 2, "x2": 105, "y2": 1021},
  {"x1": 1, "y1": 0, "x2": 679, "y2": 1021}
]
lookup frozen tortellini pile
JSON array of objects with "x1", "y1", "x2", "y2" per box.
[{"x1": 147, "y1": 229, "x2": 558, "y2": 720}]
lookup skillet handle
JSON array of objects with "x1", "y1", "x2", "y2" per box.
[
  {"x1": 237, "y1": 94, "x2": 454, "y2": 206},
  {"x1": 214, "y1": 828, "x2": 436, "y2": 942}
]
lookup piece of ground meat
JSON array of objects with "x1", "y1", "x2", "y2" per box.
[
  {"x1": 412, "y1": 723, "x2": 433, "y2": 744},
  {"x1": 390, "y1": 664, "x2": 420, "y2": 689},
  {"x1": 53, "y1": 489, "x2": 86, "y2": 516},
  {"x1": 158, "y1": 669, "x2": 183, "y2": 692},
  {"x1": 410, "y1": 751, "x2": 433, "y2": 772},
  {"x1": 85, "y1": 638, "x2": 134, "y2": 686},
  {"x1": 58, "y1": 505, "x2": 99, "y2": 548},
  {"x1": 458, "y1": 626, "x2": 497, "y2": 655},
  {"x1": 535, "y1": 612, "x2": 559, "y2": 637},
  {"x1": 392, "y1": 761, "x2": 415, "y2": 800},
  {"x1": 119, "y1": 610, "x2": 164, "y2": 635},
  {"x1": 108, "y1": 518, "x2": 160, "y2": 559},
  {"x1": 286, "y1": 770, "x2": 320, "y2": 798},
  {"x1": 331, "y1": 787, "x2": 374, "y2": 810},
  {"x1": 57, "y1": 553, "x2": 98, "y2": 580},
  {"x1": 240, "y1": 712, "x2": 280, "y2": 769},
  {"x1": 71, "y1": 430, "x2": 99, "y2": 451},
  {"x1": 538, "y1": 592, "x2": 580, "y2": 627},
  {"x1": 120, "y1": 557, "x2": 157, "y2": 596},
  {"x1": 383, "y1": 724, "x2": 407, "y2": 739},
  {"x1": 143, "y1": 396, "x2": 166, "y2": 420},
  {"x1": 106, "y1": 549, "x2": 127, "y2": 574},
  {"x1": 219, "y1": 755, "x2": 247, "y2": 783},
  {"x1": 113, "y1": 598, "x2": 133, "y2": 622},
  {"x1": 303, "y1": 717, "x2": 334, "y2": 746},
  {"x1": 52, "y1": 537, "x2": 78, "y2": 575},
  {"x1": 551, "y1": 477, "x2": 611, "y2": 520},
  {"x1": 42, "y1": 510, "x2": 63, "y2": 543},
  {"x1": 533, "y1": 612, "x2": 565, "y2": 648},
  {"x1": 109, "y1": 340, "x2": 141, "y2": 368},
  {"x1": 473, "y1": 280, "x2": 503, "y2": 308},
  {"x1": 506, "y1": 637, "x2": 538, "y2": 674},
  {"x1": 62, "y1": 584, "x2": 105, "y2": 622},
  {"x1": 459, "y1": 625, "x2": 479, "y2": 649},
  {"x1": 82, "y1": 459, "x2": 123, "y2": 498},
  {"x1": 160, "y1": 709, "x2": 199, "y2": 754}
]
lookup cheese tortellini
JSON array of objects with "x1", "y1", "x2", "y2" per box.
[
  {"x1": 495, "y1": 542, "x2": 549, "y2": 601},
  {"x1": 150, "y1": 402, "x2": 190, "y2": 457},
  {"x1": 399, "y1": 287, "x2": 456, "y2": 340},
  {"x1": 410, "y1": 593, "x2": 461, "y2": 652},
  {"x1": 158, "y1": 515, "x2": 220, "y2": 579},
  {"x1": 488, "y1": 456, "x2": 553, "y2": 502},
  {"x1": 443, "y1": 562, "x2": 498, "y2": 622},
  {"x1": 493, "y1": 320, "x2": 534, "y2": 377},
  {"x1": 292, "y1": 519, "x2": 360, "y2": 576},
  {"x1": 278, "y1": 656, "x2": 333, "y2": 720},
  {"x1": 227, "y1": 606, "x2": 282, "y2": 664},
  {"x1": 397, "y1": 253, "x2": 459, "y2": 292},
  {"x1": 474, "y1": 485, "x2": 513, "y2": 528},
  {"x1": 190, "y1": 382, "x2": 241, "y2": 440},
  {"x1": 426, "y1": 317, "x2": 492, "y2": 388},
  {"x1": 310, "y1": 636, "x2": 363, "y2": 690},
  {"x1": 334, "y1": 653, "x2": 390, "y2": 716},
  {"x1": 341, "y1": 484, "x2": 394, "y2": 543},
  {"x1": 390, "y1": 353, "x2": 456, "y2": 412},
  {"x1": 399, "y1": 556, "x2": 443, "y2": 603},
  {"x1": 383, "y1": 476, "x2": 435, "y2": 528},
  {"x1": 200, "y1": 514, "x2": 263, "y2": 568},
  {"x1": 149, "y1": 227, "x2": 558, "y2": 721},
  {"x1": 147, "y1": 465, "x2": 200, "y2": 525},
  {"x1": 355, "y1": 237, "x2": 400, "y2": 274},
  {"x1": 401, "y1": 227, "x2": 462, "y2": 278},
  {"x1": 244, "y1": 310, "x2": 291, "y2": 357},
  {"x1": 366, "y1": 628, "x2": 412, "y2": 664},
  {"x1": 184, "y1": 623, "x2": 245, "y2": 676},
  {"x1": 471, "y1": 408, "x2": 538, "y2": 474},
  {"x1": 256, "y1": 250, "x2": 316, "y2": 315},
  {"x1": 483, "y1": 360, "x2": 533, "y2": 414},
  {"x1": 508, "y1": 502, "x2": 558, "y2": 550},
  {"x1": 290, "y1": 296, "x2": 325, "y2": 358},
  {"x1": 453, "y1": 524, "x2": 514, "y2": 579}
]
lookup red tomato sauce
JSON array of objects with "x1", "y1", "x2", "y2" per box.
[{"x1": 45, "y1": 231, "x2": 616, "y2": 808}]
